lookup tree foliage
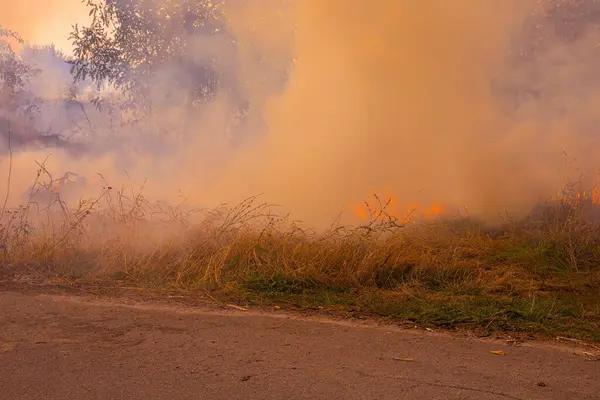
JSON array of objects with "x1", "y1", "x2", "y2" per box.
[
  {"x1": 0, "y1": 27, "x2": 38, "y2": 110},
  {"x1": 70, "y1": 0, "x2": 225, "y2": 110}
]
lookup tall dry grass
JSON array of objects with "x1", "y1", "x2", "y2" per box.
[{"x1": 1, "y1": 169, "x2": 598, "y2": 286}]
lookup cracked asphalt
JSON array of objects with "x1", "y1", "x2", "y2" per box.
[{"x1": 0, "y1": 290, "x2": 598, "y2": 399}]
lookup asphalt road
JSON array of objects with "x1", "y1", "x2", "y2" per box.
[{"x1": 0, "y1": 290, "x2": 598, "y2": 400}]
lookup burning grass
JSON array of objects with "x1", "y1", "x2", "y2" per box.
[{"x1": 1, "y1": 171, "x2": 599, "y2": 342}]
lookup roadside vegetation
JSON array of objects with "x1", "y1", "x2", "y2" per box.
[{"x1": 1, "y1": 173, "x2": 599, "y2": 342}]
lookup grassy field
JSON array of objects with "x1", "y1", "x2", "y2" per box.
[{"x1": 1, "y1": 183, "x2": 599, "y2": 342}]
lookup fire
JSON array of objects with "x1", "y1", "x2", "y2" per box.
[
  {"x1": 572, "y1": 185, "x2": 600, "y2": 206},
  {"x1": 351, "y1": 192, "x2": 446, "y2": 222},
  {"x1": 353, "y1": 204, "x2": 369, "y2": 221},
  {"x1": 592, "y1": 187, "x2": 600, "y2": 205},
  {"x1": 424, "y1": 203, "x2": 445, "y2": 218}
]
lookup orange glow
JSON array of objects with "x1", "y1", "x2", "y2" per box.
[
  {"x1": 350, "y1": 192, "x2": 445, "y2": 223},
  {"x1": 0, "y1": 0, "x2": 88, "y2": 53},
  {"x1": 424, "y1": 203, "x2": 445, "y2": 218},
  {"x1": 353, "y1": 204, "x2": 369, "y2": 221},
  {"x1": 592, "y1": 187, "x2": 600, "y2": 205}
]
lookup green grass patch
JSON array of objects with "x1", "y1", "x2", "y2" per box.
[{"x1": 239, "y1": 276, "x2": 600, "y2": 342}]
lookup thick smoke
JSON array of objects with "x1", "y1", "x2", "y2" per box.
[
  {"x1": 212, "y1": 0, "x2": 600, "y2": 223},
  {"x1": 2, "y1": 0, "x2": 600, "y2": 226}
]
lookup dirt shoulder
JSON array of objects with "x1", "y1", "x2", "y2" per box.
[{"x1": 1, "y1": 287, "x2": 599, "y2": 400}]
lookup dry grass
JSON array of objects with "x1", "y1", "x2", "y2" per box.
[{"x1": 1, "y1": 172, "x2": 599, "y2": 341}]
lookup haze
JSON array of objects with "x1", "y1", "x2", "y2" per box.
[{"x1": 2, "y1": 0, "x2": 600, "y2": 226}]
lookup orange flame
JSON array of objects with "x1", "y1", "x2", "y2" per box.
[
  {"x1": 592, "y1": 187, "x2": 600, "y2": 205},
  {"x1": 351, "y1": 192, "x2": 445, "y2": 222},
  {"x1": 423, "y1": 203, "x2": 444, "y2": 218},
  {"x1": 353, "y1": 204, "x2": 369, "y2": 221}
]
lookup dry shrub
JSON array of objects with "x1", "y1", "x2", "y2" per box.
[{"x1": 523, "y1": 181, "x2": 600, "y2": 272}]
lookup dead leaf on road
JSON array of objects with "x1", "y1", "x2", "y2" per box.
[
  {"x1": 392, "y1": 357, "x2": 415, "y2": 362},
  {"x1": 490, "y1": 350, "x2": 507, "y2": 356},
  {"x1": 0, "y1": 342, "x2": 17, "y2": 353},
  {"x1": 226, "y1": 304, "x2": 248, "y2": 311},
  {"x1": 582, "y1": 351, "x2": 600, "y2": 361}
]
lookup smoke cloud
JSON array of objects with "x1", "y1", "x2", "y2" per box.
[{"x1": 2, "y1": 0, "x2": 600, "y2": 226}]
